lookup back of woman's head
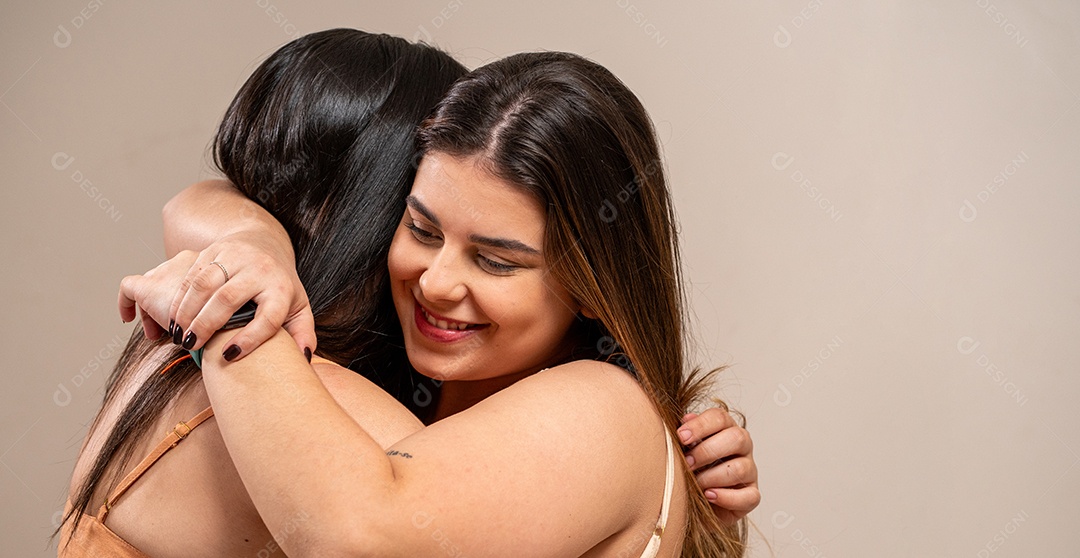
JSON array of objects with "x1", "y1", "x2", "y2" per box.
[
  {"x1": 417, "y1": 51, "x2": 745, "y2": 556},
  {"x1": 62, "y1": 29, "x2": 465, "y2": 542},
  {"x1": 215, "y1": 28, "x2": 467, "y2": 371}
]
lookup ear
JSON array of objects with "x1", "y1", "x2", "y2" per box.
[{"x1": 579, "y1": 306, "x2": 599, "y2": 320}]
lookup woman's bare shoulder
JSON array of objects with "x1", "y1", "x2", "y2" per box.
[
  {"x1": 472, "y1": 358, "x2": 666, "y2": 453},
  {"x1": 382, "y1": 358, "x2": 674, "y2": 554},
  {"x1": 523, "y1": 359, "x2": 657, "y2": 417}
]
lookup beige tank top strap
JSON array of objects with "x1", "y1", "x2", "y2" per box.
[
  {"x1": 96, "y1": 406, "x2": 215, "y2": 522},
  {"x1": 639, "y1": 429, "x2": 677, "y2": 558}
]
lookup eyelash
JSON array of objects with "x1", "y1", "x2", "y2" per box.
[
  {"x1": 404, "y1": 221, "x2": 438, "y2": 244},
  {"x1": 404, "y1": 221, "x2": 520, "y2": 274},
  {"x1": 478, "y1": 256, "x2": 517, "y2": 274}
]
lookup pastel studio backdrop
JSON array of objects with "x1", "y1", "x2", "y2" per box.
[{"x1": 1, "y1": 1, "x2": 1076, "y2": 556}]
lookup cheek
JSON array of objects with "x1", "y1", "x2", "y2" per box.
[
  {"x1": 511, "y1": 280, "x2": 578, "y2": 332},
  {"x1": 387, "y1": 229, "x2": 419, "y2": 282}
]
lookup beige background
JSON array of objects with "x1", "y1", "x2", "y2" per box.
[{"x1": 2, "y1": 1, "x2": 1077, "y2": 556}]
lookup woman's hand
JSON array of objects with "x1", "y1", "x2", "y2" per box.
[
  {"x1": 678, "y1": 408, "x2": 761, "y2": 525},
  {"x1": 119, "y1": 250, "x2": 199, "y2": 339},
  {"x1": 164, "y1": 230, "x2": 316, "y2": 361}
]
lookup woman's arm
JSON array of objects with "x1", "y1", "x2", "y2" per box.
[
  {"x1": 162, "y1": 179, "x2": 291, "y2": 259},
  {"x1": 200, "y1": 330, "x2": 662, "y2": 557}
]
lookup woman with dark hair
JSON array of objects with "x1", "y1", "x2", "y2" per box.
[
  {"x1": 126, "y1": 51, "x2": 760, "y2": 556},
  {"x1": 64, "y1": 29, "x2": 755, "y2": 558},
  {"x1": 59, "y1": 28, "x2": 468, "y2": 557}
]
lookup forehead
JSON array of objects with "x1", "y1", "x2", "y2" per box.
[{"x1": 411, "y1": 152, "x2": 547, "y2": 240}]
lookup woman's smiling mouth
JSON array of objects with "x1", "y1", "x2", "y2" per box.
[{"x1": 412, "y1": 299, "x2": 489, "y2": 343}]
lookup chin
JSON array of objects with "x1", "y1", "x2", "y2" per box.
[{"x1": 405, "y1": 349, "x2": 466, "y2": 383}]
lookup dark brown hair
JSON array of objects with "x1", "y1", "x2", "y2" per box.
[
  {"x1": 60, "y1": 28, "x2": 465, "y2": 541},
  {"x1": 417, "y1": 51, "x2": 746, "y2": 556}
]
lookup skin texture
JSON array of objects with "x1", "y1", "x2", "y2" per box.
[
  {"x1": 390, "y1": 153, "x2": 586, "y2": 419},
  {"x1": 65, "y1": 327, "x2": 423, "y2": 557},
  {"x1": 125, "y1": 159, "x2": 693, "y2": 556},
  {"x1": 161, "y1": 180, "x2": 315, "y2": 359},
  {"x1": 199, "y1": 328, "x2": 688, "y2": 557},
  {"x1": 114, "y1": 180, "x2": 759, "y2": 545},
  {"x1": 680, "y1": 409, "x2": 760, "y2": 521}
]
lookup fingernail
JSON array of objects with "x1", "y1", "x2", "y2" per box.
[
  {"x1": 223, "y1": 344, "x2": 242, "y2": 362},
  {"x1": 678, "y1": 429, "x2": 692, "y2": 444},
  {"x1": 168, "y1": 320, "x2": 175, "y2": 336},
  {"x1": 304, "y1": 347, "x2": 312, "y2": 362},
  {"x1": 172, "y1": 327, "x2": 183, "y2": 345},
  {"x1": 705, "y1": 489, "x2": 716, "y2": 501},
  {"x1": 685, "y1": 454, "x2": 696, "y2": 467},
  {"x1": 182, "y1": 331, "x2": 197, "y2": 350}
]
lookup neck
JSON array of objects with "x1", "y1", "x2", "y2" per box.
[
  {"x1": 429, "y1": 328, "x2": 587, "y2": 422},
  {"x1": 431, "y1": 368, "x2": 536, "y2": 421}
]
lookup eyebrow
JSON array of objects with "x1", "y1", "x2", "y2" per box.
[
  {"x1": 406, "y1": 196, "x2": 440, "y2": 227},
  {"x1": 468, "y1": 234, "x2": 541, "y2": 256},
  {"x1": 406, "y1": 195, "x2": 542, "y2": 256}
]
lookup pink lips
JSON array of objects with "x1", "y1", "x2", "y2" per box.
[{"x1": 412, "y1": 301, "x2": 486, "y2": 343}]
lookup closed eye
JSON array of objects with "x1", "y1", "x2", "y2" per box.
[
  {"x1": 404, "y1": 221, "x2": 440, "y2": 245},
  {"x1": 477, "y1": 254, "x2": 519, "y2": 274}
]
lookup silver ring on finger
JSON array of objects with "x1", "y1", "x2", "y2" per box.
[{"x1": 209, "y1": 261, "x2": 230, "y2": 282}]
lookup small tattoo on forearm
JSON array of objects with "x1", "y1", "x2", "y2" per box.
[{"x1": 386, "y1": 450, "x2": 413, "y2": 459}]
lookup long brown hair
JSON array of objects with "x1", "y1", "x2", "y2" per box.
[
  {"x1": 60, "y1": 29, "x2": 466, "y2": 541},
  {"x1": 417, "y1": 51, "x2": 746, "y2": 556}
]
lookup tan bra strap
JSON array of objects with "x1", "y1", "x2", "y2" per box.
[{"x1": 97, "y1": 406, "x2": 215, "y2": 522}]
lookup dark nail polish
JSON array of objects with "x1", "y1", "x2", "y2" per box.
[
  {"x1": 304, "y1": 347, "x2": 312, "y2": 362},
  {"x1": 223, "y1": 344, "x2": 242, "y2": 362},
  {"x1": 172, "y1": 326, "x2": 183, "y2": 345},
  {"x1": 182, "y1": 331, "x2": 197, "y2": 350},
  {"x1": 168, "y1": 320, "x2": 175, "y2": 336}
]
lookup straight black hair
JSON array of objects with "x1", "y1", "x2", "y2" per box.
[{"x1": 61, "y1": 28, "x2": 466, "y2": 540}]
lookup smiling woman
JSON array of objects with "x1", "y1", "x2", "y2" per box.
[
  {"x1": 391, "y1": 154, "x2": 583, "y2": 399},
  {"x1": 121, "y1": 51, "x2": 755, "y2": 557}
]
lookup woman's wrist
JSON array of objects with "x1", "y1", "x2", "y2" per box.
[{"x1": 189, "y1": 301, "x2": 257, "y2": 367}]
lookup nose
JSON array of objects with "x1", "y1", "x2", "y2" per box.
[{"x1": 418, "y1": 248, "x2": 468, "y2": 303}]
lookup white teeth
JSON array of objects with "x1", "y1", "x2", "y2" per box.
[{"x1": 422, "y1": 307, "x2": 472, "y2": 331}]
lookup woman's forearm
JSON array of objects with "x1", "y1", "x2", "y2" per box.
[
  {"x1": 162, "y1": 179, "x2": 293, "y2": 263},
  {"x1": 200, "y1": 330, "x2": 396, "y2": 556}
]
